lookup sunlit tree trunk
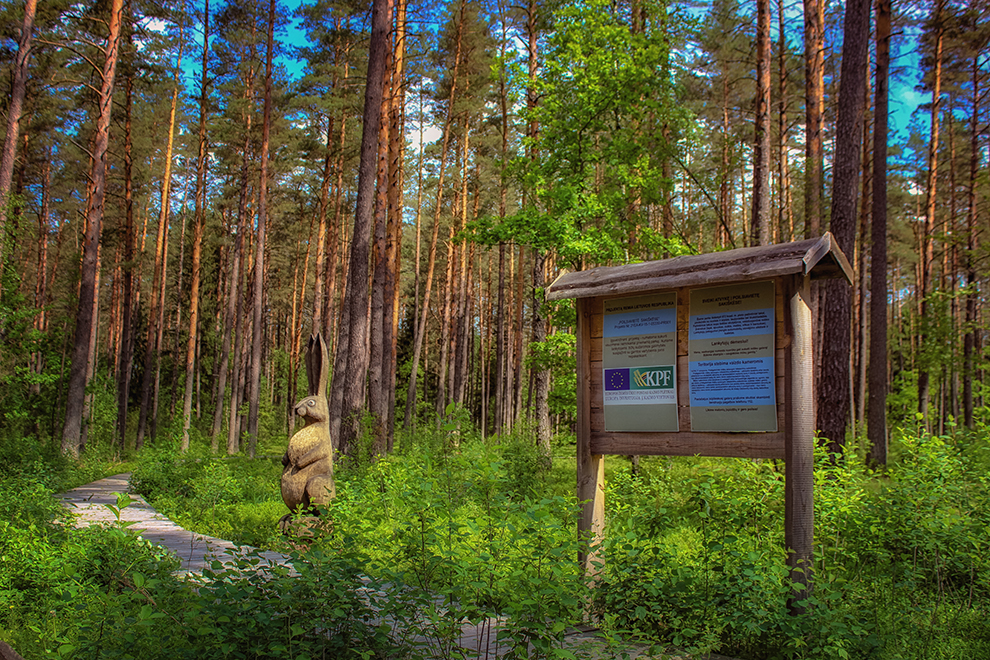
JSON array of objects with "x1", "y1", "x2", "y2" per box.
[
  {"x1": 182, "y1": 0, "x2": 209, "y2": 452},
  {"x1": 246, "y1": 0, "x2": 276, "y2": 458},
  {"x1": 751, "y1": 0, "x2": 771, "y2": 246},
  {"x1": 803, "y1": 0, "x2": 824, "y2": 238},
  {"x1": 918, "y1": 0, "x2": 944, "y2": 425}
]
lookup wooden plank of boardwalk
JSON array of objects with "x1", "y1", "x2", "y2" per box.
[
  {"x1": 58, "y1": 474, "x2": 731, "y2": 659},
  {"x1": 57, "y1": 473, "x2": 288, "y2": 575}
]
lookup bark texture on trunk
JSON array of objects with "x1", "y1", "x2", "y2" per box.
[
  {"x1": 751, "y1": 0, "x2": 771, "y2": 246},
  {"x1": 803, "y1": 0, "x2": 824, "y2": 238},
  {"x1": 817, "y1": 0, "x2": 870, "y2": 453},
  {"x1": 918, "y1": 0, "x2": 945, "y2": 424},
  {"x1": 246, "y1": 0, "x2": 276, "y2": 458},
  {"x1": 182, "y1": 0, "x2": 210, "y2": 451},
  {"x1": 62, "y1": 0, "x2": 124, "y2": 457},
  {"x1": 335, "y1": 0, "x2": 391, "y2": 456}
]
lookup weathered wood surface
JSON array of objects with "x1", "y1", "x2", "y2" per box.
[
  {"x1": 547, "y1": 232, "x2": 852, "y2": 301},
  {"x1": 785, "y1": 276, "x2": 815, "y2": 611},
  {"x1": 566, "y1": 240, "x2": 839, "y2": 622},
  {"x1": 59, "y1": 473, "x2": 289, "y2": 575},
  {"x1": 589, "y1": 431, "x2": 785, "y2": 458},
  {"x1": 576, "y1": 297, "x2": 605, "y2": 574}
]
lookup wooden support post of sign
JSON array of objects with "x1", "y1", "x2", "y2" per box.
[
  {"x1": 786, "y1": 274, "x2": 814, "y2": 612},
  {"x1": 552, "y1": 234, "x2": 852, "y2": 614},
  {"x1": 576, "y1": 296, "x2": 604, "y2": 574}
]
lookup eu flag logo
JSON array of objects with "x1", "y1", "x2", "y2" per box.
[{"x1": 605, "y1": 368, "x2": 630, "y2": 391}]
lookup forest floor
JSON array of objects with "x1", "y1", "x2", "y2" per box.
[{"x1": 57, "y1": 474, "x2": 734, "y2": 660}]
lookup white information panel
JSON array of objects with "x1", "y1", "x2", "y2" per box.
[{"x1": 689, "y1": 281, "x2": 777, "y2": 432}]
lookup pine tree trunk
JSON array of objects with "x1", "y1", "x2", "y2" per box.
[
  {"x1": 182, "y1": 1, "x2": 209, "y2": 451},
  {"x1": 136, "y1": 34, "x2": 183, "y2": 450},
  {"x1": 532, "y1": 251, "x2": 551, "y2": 459},
  {"x1": 751, "y1": 0, "x2": 771, "y2": 246},
  {"x1": 62, "y1": 0, "x2": 124, "y2": 457},
  {"x1": 115, "y1": 60, "x2": 136, "y2": 454},
  {"x1": 513, "y1": 244, "x2": 525, "y2": 423},
  {"x1": 402, "y1": 0, "x2": 466, "y2": 432},
  {"x1": 0, "y1": 0, "x2": 37, "y2": 257},
  {"x1": 311, "y1": 116, "x2": 333, "y2": 337},
  {"x1": 246, "y1": 0, "x2": 276, "y2": 459},
  {"x1": 323, "y1": 76, "x2": 348, "y2": 346},
  {"x1": 964, "y1": 46, "x2": 980, "y2": 429},
  {"x1": 867, "y1": 0, "x2": 889, "y2": 463},
  {"x1": 226, "y1": 269, "x2": 247, "y2": 454},
  {"x1": 777, "y1": 0, "x2": 793, "y2": 241},
  {"x1": 30, "y1": 152, "x2": 51, "y2": 400},
  {"x1": 334, "y1": 0, "x2": 391, "y2": 456},
  {"x1": 817, "y1": 0, "x2": 870, "y2": 453},
  {"x1": 494, "y1": 1, "x2": 510, "y2": 435},
  {"x1": 918, "y1": 0, "x2": 945, "y2": 424},
  {"x1": 290, "y1": 213, "x2": 315, "y2": 429},
  {"x1": 384, "y1": 2, "x2": 405, "y2": 448},
  {"x1": 437, "y1": 220, "x2": 456, "y2": 418},
  {"x1": 803, "y1": 0, "x2": 824, "y2": 238},
  {"x1": 212, "y1": 204, "x2": 243, "y2": 443},
  {"x1": 369, "y1": 11, "x2": 394, "y2": 454},
  {"x1": 720, "y1": 79, "x2": 732, "y2": 247},
  {"x1": 79, "y1": 261, "x2": 101, "y2": 454},
  {"x1": 855, "y1": 88, "x2": 872, "y2": 429}
]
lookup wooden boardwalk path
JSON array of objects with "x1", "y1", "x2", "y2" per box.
[
  {"x1": 59, "y1": 473, "x2": 288, "y2": 575},
  {"x1": 59, "y1": 474, "x2": 721, "y2": 659}
]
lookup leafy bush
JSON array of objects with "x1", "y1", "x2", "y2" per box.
[
  {"x1": 9, "y1": 420, "x2": 990, "y2": 660},
  {"x1": 594, "y1": 432, "x2": 990, "y2": 659}
]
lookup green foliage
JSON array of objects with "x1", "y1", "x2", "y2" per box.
[
  {"x1": 478, "y1": 0, "x2": 694, "y2": 267},
  {"x1": 7, "y1": 424, "x2": 990, "y2": 660},
  {"x1": 527, "y1": 331, "x2": 577, "y2": 423},
  {"x1": 130, "y1": 444, "x2": 284, "y2": 548},
  {"x1": 595, "y1": 433, "x2": 990, "y2": 659}
]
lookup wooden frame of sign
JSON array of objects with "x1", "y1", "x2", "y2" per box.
[{"x1": 546, "y1": 233, "x2": 852, "y2": 609}]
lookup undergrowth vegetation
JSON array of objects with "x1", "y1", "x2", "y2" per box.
[{"x1": 3, "y1": 420, "x2": 990, "y2": 659}]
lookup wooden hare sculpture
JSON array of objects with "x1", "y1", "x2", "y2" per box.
[{"x1": 280, "y1": 333, "x2": 335, "y2": 532}]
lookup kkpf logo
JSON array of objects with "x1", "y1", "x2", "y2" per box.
[{"x1": 632, "y1": 366, "x2": 674, "y2": 389}]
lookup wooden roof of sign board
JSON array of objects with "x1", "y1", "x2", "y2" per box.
[{"x1": 546, "y1": 232, "x2": 852, "y2": 301}]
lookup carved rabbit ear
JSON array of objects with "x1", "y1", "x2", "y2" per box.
[{"x1": 306, "y1": 332, "x2": 330, "y2": 398}]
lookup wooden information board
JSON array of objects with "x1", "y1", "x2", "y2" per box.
[{"x1": 546, "y1": 234, "x2": 852, "y2": 609}]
